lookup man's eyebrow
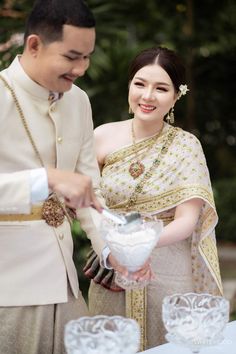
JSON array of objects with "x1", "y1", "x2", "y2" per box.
[{"x1": 67, "y1": 49, "x2": 95, "y2": 56}]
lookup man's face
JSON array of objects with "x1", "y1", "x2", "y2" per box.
[{"x1": 31, "y1": 24, "x2": 95, "y2": 92}]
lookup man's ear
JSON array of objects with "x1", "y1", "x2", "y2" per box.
[{"x1": 25, "y1": 34, "x2": 43, "y2": 56}]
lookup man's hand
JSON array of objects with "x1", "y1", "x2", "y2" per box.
[{"x1": 47, "y1": 168, "x2": 102, "y2": 211}]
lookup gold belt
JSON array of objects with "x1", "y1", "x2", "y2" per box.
[{"x1": 0, "y1": 206, "x2": 43, "y2": 222}]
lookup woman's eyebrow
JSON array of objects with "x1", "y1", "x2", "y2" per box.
[{"x1": 134, "y1": 77, "x2": 171, "y2": 86}]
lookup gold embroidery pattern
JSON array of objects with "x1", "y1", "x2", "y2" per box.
[
  {"x1": 126, "y1": 127, "x2": 178, "y2": 211},
  {"x1": 122, "y1": 127, "x2": 177, "y2": 350},
  {"x1": 104, "y1": 129, "x2": 167, "y2": 168},
  {"x1": 198, "y1": 236, "x2": 223, "y2": 294},
  {"x1": 111, "y1": 184, "x2": 215, "y2": 213},
  {"x1": 126, "y1": 288, "x2": 147, "y2": 351}
]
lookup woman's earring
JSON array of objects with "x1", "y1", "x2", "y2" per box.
[
  {"x1": 129, "y1": 106, "x2": 133, "y2": 115},
  {"x1": 167, "y1": 107, "x2": 175, "y2": 124}
]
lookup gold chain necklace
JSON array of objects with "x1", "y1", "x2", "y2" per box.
[
  {"x1": 128, "y1": 119, "x2": 163, "y2": 179},
  {"x1": 0, "y1": 74, "x2": 73, "y2": 227},
  {"x1": 126, "y1": 126, "x2": 177, "y2": 211}
]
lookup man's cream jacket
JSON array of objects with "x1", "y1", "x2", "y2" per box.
[{"x1": 0, "y1": 57, "x2": 105, "y2": 306}]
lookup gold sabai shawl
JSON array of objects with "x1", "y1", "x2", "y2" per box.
[{"x1": 100, "y1": 124, "x2": 223, "y2": 296}]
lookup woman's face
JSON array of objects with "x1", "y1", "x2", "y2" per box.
[{"x1": 128, "y1": 63, "x2": 177, "y2": 123}]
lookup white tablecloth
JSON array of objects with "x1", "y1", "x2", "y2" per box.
[{"x1": 141, "y1": 320, "x2": 236, "y2": 354}]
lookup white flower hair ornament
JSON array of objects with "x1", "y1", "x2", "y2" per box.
[{"x1": 177, "y1": 84, "x2": 189, "y2": 100}]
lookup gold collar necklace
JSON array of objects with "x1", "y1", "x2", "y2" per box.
[{"x1": 128, "y1": 119, "x2": 164, "y2": 179}]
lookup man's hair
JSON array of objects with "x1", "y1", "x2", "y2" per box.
[{"x1": 24, "y1": 0, "x2": 95, "y2": 44}]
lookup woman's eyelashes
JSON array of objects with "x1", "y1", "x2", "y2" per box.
[
  {"x1": 156, "y1": 87, "x2": 168, "y2": 92},
  {"x1": 134, "y1": 81, "x2": 168, "y2": 92},
  {"x1": 134, "y1": 81, "x2": 144, "y2": 87}
]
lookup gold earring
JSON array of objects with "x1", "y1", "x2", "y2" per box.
[
  {"x1": 129, "y1": 106, "x2": 133, "y2": 114},
  {"x1": 167, "y1": 107, "x2": 175, "y2": 124}
]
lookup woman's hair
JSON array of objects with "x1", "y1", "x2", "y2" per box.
[
  {"x1": 128, "y1": 47, "x2": 186, "y2": 93},
  {"x1": 24, "y1": 0, "x2": 95, "y2": 44}
]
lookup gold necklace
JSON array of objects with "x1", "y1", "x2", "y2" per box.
[
  {"x1": 126, "y1": 126, "x2": 177, "y2": 210},
  {"x1": 0, "y1": 74, "x2": 73, "y2": 228},
  {"x1": 128, "y1": 120, "x2": 163, "y2": 179}
]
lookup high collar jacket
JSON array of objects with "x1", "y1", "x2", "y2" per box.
[{"x1": 0, "y1": 56, "x2": 104, "y2": 306}]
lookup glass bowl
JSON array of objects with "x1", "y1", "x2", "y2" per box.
[
  {"x1": 64, "y1": 315, "x2": 140, "y2": 354},
  {"x1": 101, "y1": 218, "x2": 163, "y2": 289},
  {"x1": 162, "y1": 292, "x2": 229, "y2": 353}
]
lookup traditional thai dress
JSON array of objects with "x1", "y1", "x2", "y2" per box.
[{"x1": 88, "y1": 123, "x2": 223, "y2": 350}]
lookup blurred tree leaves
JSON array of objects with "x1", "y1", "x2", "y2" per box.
[{"x1": 214, "y1": 178, "x2": 236, "y2": 243}]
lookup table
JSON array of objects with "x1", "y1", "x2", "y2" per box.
[{"x1": 141, "y1": 320, "x2": 236, "y2": 354}]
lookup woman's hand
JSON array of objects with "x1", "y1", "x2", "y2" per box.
[
  {"x1": 131, "y1": 259, "x2": 155, "y2": 282},
  {"x1": 108, "y1": 253, "x2": 129, "y2": 277},
  {"x1": 108, "y1": 254, "x2": 155, "y2": 282}
]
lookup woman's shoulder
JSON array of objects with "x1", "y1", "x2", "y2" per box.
[
  {"x1": 173, "y1": 127, "x2": 206, "y2": 160},
  {"x1": 94, "y1": 120, "x2": 131, "y2": 164},
  {"x1": 94, "y1": 120, "x2": 130, "y2": 139},
  {"x1": 176, "y1": 127, "x2": 202, "y2": 146}
]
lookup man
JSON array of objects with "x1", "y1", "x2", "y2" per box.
[{"x1": 0, "y1": 0, "x2": 103, "y2": 353}]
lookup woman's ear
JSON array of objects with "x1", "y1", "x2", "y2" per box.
[{"x1": 173, "y1": 91, "x2": 180, "y2": 104}]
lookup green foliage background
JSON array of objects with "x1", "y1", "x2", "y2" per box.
[{"x1": 1, "y1": 0, "x2": 235, "y2": 295}]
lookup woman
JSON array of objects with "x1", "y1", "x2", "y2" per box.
[{"x1": 87, "y1": 47, "x2": 223, "y2": 350}]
